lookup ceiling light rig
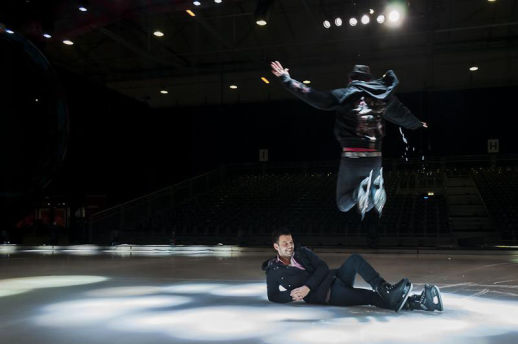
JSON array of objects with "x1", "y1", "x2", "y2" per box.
[
  {"x1": 321, "y1": 3, "x2": 405, "y2": 30},
  {"x1": 255, "y1": 0, "x2": 274, "y2": 27}
]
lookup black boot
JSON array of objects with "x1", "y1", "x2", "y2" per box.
[
  {"x1": 376, "y1": 278, "x2": 413, "y2": 312},
  {"x1": 404, "y1": 284, "x2": 443, "y2": 311}
]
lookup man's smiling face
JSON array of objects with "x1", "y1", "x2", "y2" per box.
[{"x1": 274, "y1": 234, "x2": 294, "y2": 259}]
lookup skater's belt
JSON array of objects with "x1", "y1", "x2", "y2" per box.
[{"x1": 342, "y1": 151, "x2": 382, "y2": 158}]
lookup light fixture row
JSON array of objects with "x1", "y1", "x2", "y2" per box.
[{"x1": 323, "y1": 9, "x2": 401, "y2": 29}]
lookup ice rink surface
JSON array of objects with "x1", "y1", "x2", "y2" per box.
[{"x1": 1, "y1": 245, "x2": 517, "y2": 344}]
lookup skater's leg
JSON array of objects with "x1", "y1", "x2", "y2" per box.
[
  {"x1": 336, "y1": 156, "x2": 382, "y2": 214},
  {"x1": 336, "y1": 158, "x2": 361, "y2": 212},
  {"x1": 336, "y1": 254, "x2": 413, "y2": 312},
  {"x1": 329, "y1": 278, "x2": 389, "y2": 309},
  {"x1": 335, "y1": 253, "x2": 384, "y2": 289}
]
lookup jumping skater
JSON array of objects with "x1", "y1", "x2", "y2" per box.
[{"x1": 271, "y1": 61, "x2": 428, "y2": 219}]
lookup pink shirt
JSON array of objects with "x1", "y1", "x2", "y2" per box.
[{"x1": 276, "y1": 255, "x2": 306, "y2": 270}]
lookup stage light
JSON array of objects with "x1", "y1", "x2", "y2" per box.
[
  {"x1": 302, "y1": 80, "x2": 311, "y2": 84},
  {"x1": 369, "y1": 9, "x2": 375, "y2": 14},
  {"x1": 43, "y1": 33, "x2": 52, "y2": 38},
  {"x1": 323, "y1": 20, "x2": 331, "y2": 29},
  {"x1": 6, "y1": 29, "x2": 14, "y2": 34},
  {"x1": 193, "y1": 0, "x2": 201, "y2": 5},
  {"x1": 488, "y1": 0, "x2": 496, "y2": 2},
  {"x1": 388, "y1": 10, "x2": 401, "y2": 23},
  {"x1": 160, "y1": 90, "x2": 168, "y2": 94},
  {"x1": 153, "y1": 31, "x2": 164, "y2": 37},
  {"x1": 79, "y1": 6, "x2": 87, "y2": 12},
  {"x1": 0, "y1": 245, "x2": 16, "y2": 254},
  {"x1": 186, "y1": 9, "x2": 195, "y2": 16},
  {"x1": 229, "y1": 85, "x2": 238, "y2": 89},
  {"x1": 334, "y1": 17, "x2": 342, "y2": 26},
  {"x1": 361, "y1": 14, "x2": 370, "y2": 24},
  {"x1": 214, "y1": 0, "x2": 222, "y2": 3},
  {"x1": 469, "y1": 66, "x2": 479, "y2": 71},
  {"x1": 63, "y1": 40, "x2": 74, "y2": 45},
  {"x1": 255, "y1": 0, "x2": 274, "y2": 28},
  {"x1": 349, "y1": 17, "x2": 358, "y2": 26},
  {"x1": 261, "y1": 77, "x2": 270, "y2": 84},
  {"x1": 376, "y1": 14, "x2": 385, "y2": 24}
]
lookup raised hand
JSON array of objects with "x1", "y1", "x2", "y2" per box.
[{"x1": 271, "y1": 61, "x2": 290, "y2": 78}]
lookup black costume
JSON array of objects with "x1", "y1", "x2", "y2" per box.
[
  {"x1": 279, "y1": 69, "x2": 424, "y2": 216},
  {"x1": 262, "y1": 246, "x2": 390, "y2": 309}
]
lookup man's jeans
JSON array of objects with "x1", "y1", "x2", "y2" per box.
[{"x1": 328, "y1": 254, "x2": 389, "y2": 309}]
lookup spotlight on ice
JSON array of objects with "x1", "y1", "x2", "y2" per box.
[
  {"x1": 349, "y1": 17, "x2": 358, "y2": 26},
  {"x1": 361, "y1": 15, "x2": 370, "y2": 25},
  {"x1": 323, "y1": 20, "x2": 331, "y2": 29},
  {"x1": 376, "y1": 15, "x2": 385, "y2": 24},
  {"x1": 334, "y1": 17, "x2": 342, "y2": 27}
]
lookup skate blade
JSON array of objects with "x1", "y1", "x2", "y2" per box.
[
  {"x1": 396, "y1": 282, "x2": 413, "y2": 313},
  {"x1": 433, "y1": 285, "x2": 444, "y2": 312}
]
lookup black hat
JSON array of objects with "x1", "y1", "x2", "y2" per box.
[{"x1": 349, "y1": 65, "x2": 373, "y2": 80}]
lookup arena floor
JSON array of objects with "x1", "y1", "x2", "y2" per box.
[{"x1": 1, "y1": 245, "x2": 518, "y2": 344}]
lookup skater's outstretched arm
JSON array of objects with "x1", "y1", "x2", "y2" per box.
[
  {"x1": 271, "y1": 61, "x2": 340, "y2": 111},
  {"x1": 384, "y1": 96, "x2": 428, "y2": 129}
]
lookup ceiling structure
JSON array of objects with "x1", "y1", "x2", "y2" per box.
[{"x1": 1, "y1": 0, "x2": 518, "y2": 107}]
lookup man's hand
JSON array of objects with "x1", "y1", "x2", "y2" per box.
[
  {"x1": 422, "y1": 122, "x2": 428, "y2": 128},
  {"x1": 271, "y1": 61, "x2": 290, "y2": 78},
  {"x1": 290, "y1": 285, "x2": 310, "y2": 301}
]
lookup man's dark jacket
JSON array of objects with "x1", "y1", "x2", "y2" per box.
[
  {"x1": 279, "y1": 70, "x2": 423, "y2": 151},
  {"x1": 262, "y1": 246, "x2": 335, "y2": 304}
]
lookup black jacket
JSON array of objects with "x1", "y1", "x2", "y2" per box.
[
  {"x1": 279, "y1": 70, "x2": 423, "y2": 150},
  {"x1": 262, "y1": 246, "x2": 335, "y2": 304}
]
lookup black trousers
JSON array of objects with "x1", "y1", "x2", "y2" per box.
[
  {"x1": 328, "y1": 254, "x2": 390, "y2": 309},
  {"x1": 336, "y1": 156, "x2": 382, "y2": 213}
]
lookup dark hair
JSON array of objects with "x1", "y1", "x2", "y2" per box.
[{"x1": 272, "y1": 227, "x2": 292, "y2": 244}]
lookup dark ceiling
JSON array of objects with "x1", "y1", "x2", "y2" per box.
[{"x1": 1, "y1": 0, "x2": 518, "y2": 107}]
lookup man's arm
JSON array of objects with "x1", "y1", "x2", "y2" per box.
[
  {"x1": 301, "y1": 247, "x2": 330, "y2": 291},
  {"x1": 266, "y1": 270, "x2": 293, "y2": 303},
  {"x1": 384, "y1": 96, "x2": 426, "y2": 130},
  {"x1": 271, "y1": 61, "x2": 340, "y2": 111}
]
